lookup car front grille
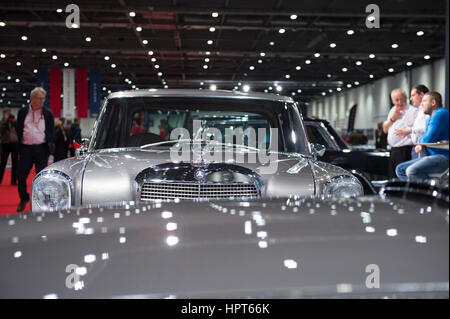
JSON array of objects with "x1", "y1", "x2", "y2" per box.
[{"x1": 140, "y1": 182, "x2": 260, "y2": 201}]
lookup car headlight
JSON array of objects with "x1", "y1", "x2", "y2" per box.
[
  {"x1": 32, "y1": 171, "x2": 72, "y2": 212},
  {"x1": 322, "y1": 175, "x2": 363, "y2": 198}
]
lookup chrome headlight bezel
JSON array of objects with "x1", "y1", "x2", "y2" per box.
[
  {"x1": 31, "y1": 170, "x2": 73, "y2": 212},
  {"x1": 322, "y1": 175, "x2": 364, "y2": 199}
]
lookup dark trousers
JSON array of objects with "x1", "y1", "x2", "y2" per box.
[
  {"x1": 389, "y1": 145, "x2": 413, "y2": 179},
  {"x1": 17, "y1": 144, "x2": 49, "y2": 201},
  {"x1": 0, "y1": 142, "x2": 18, "y2": 184}
]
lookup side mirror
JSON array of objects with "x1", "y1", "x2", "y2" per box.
[
  {"x1": 75, "y1": 138, "x2": 90, "y2": 156},
  {"x1": 311, "y1": 143, "x2": 326, "y2": 157}
]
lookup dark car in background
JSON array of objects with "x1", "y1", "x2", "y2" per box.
[{"x1": 304, "y1": 118, "x2": 390, "y2": 181}]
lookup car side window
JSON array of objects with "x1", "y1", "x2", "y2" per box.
[{"x1": 305, "y1": 124, "x2": 335, "y2": 150}]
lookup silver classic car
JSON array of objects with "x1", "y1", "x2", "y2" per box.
[{"x1": 31, "y1": 89, "x2": 365, "y2": 212}]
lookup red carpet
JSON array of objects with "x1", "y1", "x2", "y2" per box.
[{"x1": 0, "y1": 168, "x2": 35, "y2": 216}]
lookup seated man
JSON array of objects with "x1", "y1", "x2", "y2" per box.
[{"x1": 396, "y1": 91, "x2": 449, "y2": 180}]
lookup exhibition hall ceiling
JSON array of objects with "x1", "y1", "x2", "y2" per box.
[{"x1": 0, "y1": 0, "x2": 447, "y2": 107}]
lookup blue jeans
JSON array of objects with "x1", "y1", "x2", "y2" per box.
[{"x1": 396, "y1": 155, "x2": 449, "y2": 181}]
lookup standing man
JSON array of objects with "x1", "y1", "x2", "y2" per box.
[
  {"x1": 0, "y1": 108, "x2": 19, "y2": 185},
  {"x1": 396, "y1": 91, "x2": 449, "y2": 180},
  {"x1": 394, "y1": 84, "x2": 429, "y2": 159},
  {"x1": 16, "y1": 87, "x2": 54, "y2": 212},
  {"x1": 383, "y1": 88, "x2": 418, "y2": 178}
]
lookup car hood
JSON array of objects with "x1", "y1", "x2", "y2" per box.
[
  {"x1": 79, "y1": 148, "x2": 319, "y2": 204},
  {"x1": 0, "y1": 196, "x2": 448, "y2": 298}
]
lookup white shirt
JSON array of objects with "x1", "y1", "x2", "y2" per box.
[
  {"x1": 386, "y1": 104, "x2": 418, "y2": 147},
  {"x1": 23, "y1": 105, "x2": 46, "y2": 145},
  {"x1": 410, "y1": 106, "x2": 430, "y2": 144}
]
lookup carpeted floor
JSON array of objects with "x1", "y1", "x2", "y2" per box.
[{"x1": 0, "y1": 168, "x2": 35, "y2": 216}]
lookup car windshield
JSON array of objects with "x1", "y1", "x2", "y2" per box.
[{"x1": 91, "y1": 96, "x2": 310, "y2": 155}]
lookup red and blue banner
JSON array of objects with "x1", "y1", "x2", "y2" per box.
[
  {"x1": 49, "y1": 68, "x2": 62, "y2": 118},
  {"x1": 36, "y1": 68, "x2": 49, "y2": 108},
  {"x1": 89, "y1": 68, "x2": 102, "y2": 118},
  {"x1": 76, "y1": 69, "x2": 89, "y2": 118}
]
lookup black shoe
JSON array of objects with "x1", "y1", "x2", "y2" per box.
[{"x1": 16, "y1": 199, "x2": 29, "y2": 212}]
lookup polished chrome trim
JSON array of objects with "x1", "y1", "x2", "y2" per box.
[{"x1": 107, "y1": 89, "x2": 294, "y2": 103}]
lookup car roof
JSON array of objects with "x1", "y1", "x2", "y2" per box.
[{"x1": 108, "y1": 89, "x2": 294, "y2": 103}]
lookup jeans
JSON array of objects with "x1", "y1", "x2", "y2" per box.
[{"x1": 396, "y1": 154, "x2": 449, "y2": 181}]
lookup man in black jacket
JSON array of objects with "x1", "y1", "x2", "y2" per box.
[{"x1": 16, "y1": 87, "x2": 54, "y2": 212}]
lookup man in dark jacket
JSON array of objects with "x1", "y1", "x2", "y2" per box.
[
  {"x1": 0, "y1": 108, "x2": 19, "y2": 185},
  {"x1": 16, "y1": 87, "x2": 54, "y2": 212}
]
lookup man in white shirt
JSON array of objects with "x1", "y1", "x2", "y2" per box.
[
  {"x1": 393, "y1": 84, "x2": 429, "y2": 160},
  {"x1": 383, "y1": 88, "x2": 418, "y2": 178}
]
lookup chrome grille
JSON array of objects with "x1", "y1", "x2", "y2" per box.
[{"x1": 140, "y1": 182, "x2": 259, "y2": 200}]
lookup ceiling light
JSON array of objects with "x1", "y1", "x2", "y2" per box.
[
  {"x1": 238, "y1": 82, "x2": 242, "y2": 86},
  {"x1": 276, "y1": 85, "x2": 282, "y2": 92},
  {"x1": 329, "y1": 89, "x2": 333, "y2": 93},
  {"x1": 52, "y1": 55, "x2": 58, "y2": 60},
  {"x1": 297, "y1": 89, "x2": 302, "y2": 93},
  {"x1": 7, "y1": 76, "x2": 11, "y2": 80},
  {"x1": 322, "y1": 92, "x2": 326, "y2": 96},
  {"x1": 243, "y1": 85, "x2": 250, "y2": 92},
  {"x1": 21, "y1": 36, "x2": 28, "y2": 41},
  {"x1": 330, "y1": 42, "x2": 336, "y2": 48},
  {"x1": 41, "y1": 48, "x2": 47, "y2": 52},
  {"x1": 203, "y1": 65, "x2": 208, "y2": 69},
  {"x1": 290, "y1": 14, "x2": 298, "y2": 20},
  {"x1": 424, "y1": 55, "x2": 431, "y2": 60},
  {"x1": 207, "y1": 40, "x2": 213, "y2": 45},
  {"x1": 157, "y1": 72, "x2": 163, "y2": 76},
  {"x1": 56, "y1": 8, "x2": 63, "y2": 13},
  {"x1": 369, "y1": 54, "x2": 375, "y2": 59},
  {"x1": 104, "y1": 56, "x2": 109, "y2": 60},
  {"x1": 285, "y1": 74, "x2": 290, "y2": 79},
  {"x1": 199, "y1": 82, "x2": 204, "y2": 86},
  {"x1": 111, "y1": 63, "x2": 116, "y2": 68},
  {"x1": 416, "y1": 31, "x2": 424, "y2": 36},
  {"x1": 107, "y1": 90, "x2": 111, "y2": 94},
  {"x1": 136, "y1": 26, "x2": 142, "y2": 32},
  {"x1": 389, "y1": 68, "x2": 394, "y2": 72},
  {"x1": 406, "y1": 61, "x2": 413, "y2": 66},
  {"x1": 148, "y1": 51, "x2": 154, "y2": 55},
  {"x1": 64, "y1": 62, "x2": 69, "y2": 67},
  {"x1": 305, "y1": 60, "x2": 311, "y2": 64},
  {"x1": 296, "y1": 66, "x2": 301, "y2": 70},
  {"x1": 249, "y1": 66, "x2": 255, "y2": 70},
  {"x1": 354, "y1": 81, "x2": 360, "y2": 85},
  {"x1": 151, "y1": 57, "x2": 156, "y2": 62},
  {"x1": 71, "y1": 23, "x2": 79, "y2": 28},
  {"x1": 209, "y1": 27, "x2": 216, "y2": 32},
  {"x1": 391, "y1": 43, "x2": 398, "y2": 49},
  {"x1": 0, "y1": 22, "x2": 6, "y2": 27},
  {"x1": 210, "y1": 84, "x2": 217, "y2": 91},
  {"x1": 314, "y1": 52, "x2": 320, "y2": 58},
  {"x1": 15, "y1": 78, "x2": 20, "y2": 83},
  {"x1": 154, "y1": 64, "x2": 160, "y2": 69},
  {"x1": 0, "y1": 54, "x2": 5, "y2": 58},
  {"x1": 342, "y1": 67, "x2": 348, "y2": 72},
  {"x1": 264, "y1": 89, "x2": 268, "y2": 93},
  {"x1": 16, "y1": 61, "x2": 21, "y2": 66},
  {"x1": 258, "y1": 59, "x2": 263, "y2": 63},
  {"x1": 85, "y1": 37, "x2": 92, "y2": 42},
  {"x1": 347, "y1": 84, "x2": 352, "y2": 88},
  {"x1": 212, "y1": 12, "x2": 219, "y2": 18},
  {"x1": 356, "y1": 61, "x2": 362, "y2": 66},
  {"x1": 347, "y1": 29, "x2": 354, "y2": 35},
  {"x1": 206, "y1": 51, "x2": 211, "y2": 55},
  {"x1": 369, "y1": 74, "x2": 374, "y2": 78},
  {"x1": 337, "y1": 87, "x2": 342, "y2": 92},
  {"x1": 129, "y1": 12, "x2": 136, "y2": 17},
  {"x1": 279, "y1": 28, "x2": 286, "y2": 34},
  {"x1": 260, "y1": 52, "x2": 266, "y2": 57},
  {"x1": 142, "y1": 40, "x2": 148, "y2": 45},
  {"x1": 291, "y1": 92, "x2": 296, "y2": 96},
  {"x1": 269, "y1": 41, "x2": 275, "y2": 46},
  {"x1": 327, "y1": 74, "x2": 332, "y2": 78},
  {"x1": 204, "y1": 58, "x2": 210, "y2": 62},
  {"x1": 33, "y1": 69, "x2": 38, "y2": 73}
]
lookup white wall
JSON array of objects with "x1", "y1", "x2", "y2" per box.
[{"x1": 308, "y1": 58, "x2": 447, "y2": 130}]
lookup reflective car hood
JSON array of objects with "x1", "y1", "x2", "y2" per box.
[
  {"x1": 81, "y1": 148, "x2": 318, "y2": 204},
  {"x1": 0, "y1": 196, "x2": 447, "y2": 298}
]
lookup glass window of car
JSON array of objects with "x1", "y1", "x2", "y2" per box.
[{"x1": 304, "y1": 122, "x2": 339, "y2": 151}]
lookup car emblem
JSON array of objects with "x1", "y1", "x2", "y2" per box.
[{"x1": 194, "y1": 168, "x2": 206, "y2": 181}]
